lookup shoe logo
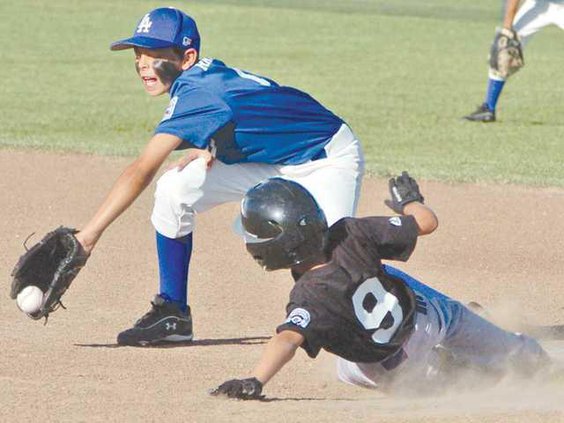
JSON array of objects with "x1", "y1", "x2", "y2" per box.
[
  {"x1": 137, "y1": 14, "x2": 152, "y2": 33},
  {"x1": 165, "y1": 322, "x2": 177, "y2": 331}
]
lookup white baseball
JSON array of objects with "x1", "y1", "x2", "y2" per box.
[{"x1": 16, "y1": 286, "x2": 44, "y2": 314}]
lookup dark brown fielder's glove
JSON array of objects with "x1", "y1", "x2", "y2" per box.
[
  {"x1": 489, "y1": 27, "x2": 524, "y2": 79},
  {"x1": 10, "y1": 227, "x2": 89, "y2": 321},
  {"x1": 384, "y1": 171, "x2": 424, "y2": 214},
  {"x1": 210, "y1": 377, "x2": 264, "y2": 400}
]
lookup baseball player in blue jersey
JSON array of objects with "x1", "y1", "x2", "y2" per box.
[
  {"x1": 74, "y1": 7, "x2": 364, "y2": 345},
  {"x1": 464, "y1": 0, "x2": 564, "y2": 122},
  {"x1": 210, "y1": 175, "x2": 550, "y2": 400}
]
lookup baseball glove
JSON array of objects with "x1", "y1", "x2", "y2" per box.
[
  {"x1": 209, "y1": 378, "x2": 264, "y2": 400},
  {"x1": 10, "y1": 227, "x2": 89, "y2": 321},
  {"x1": 384, "y1": 171, "x2": 424, "y2": 214},
  {"x1": 489, "y1": 27, "x2": 524, "y2": 79}
]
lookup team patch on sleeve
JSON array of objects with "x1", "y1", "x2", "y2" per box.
[
  {"x1": 286, "y1": 308, "x2": 311, "y2": 328},
  {"x1": 161, "y1": 96, "x2": 178, "y2": 122}
]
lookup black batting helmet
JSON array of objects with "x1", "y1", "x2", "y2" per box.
[{"x1": 239, "y1": 178, "x2": 328, "y2": 271}]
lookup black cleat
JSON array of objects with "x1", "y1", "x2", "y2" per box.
[
  {"x1": 117, "y1": 295, "x2": 193, "y2": 346},
  {"x1": 463, "y1": 103, "x2": 496, "y2": 122}
]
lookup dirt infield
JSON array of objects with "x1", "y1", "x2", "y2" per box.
[{"x1": 1, "y1": 149, "x2": 563, "y2": 423}]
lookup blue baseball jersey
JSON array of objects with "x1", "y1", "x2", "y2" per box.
[{"x1": 155, "y1": 58, "x2": 344, "y2": 165}]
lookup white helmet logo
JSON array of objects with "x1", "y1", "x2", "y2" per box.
[
  {"x1": 182, "y1": 37, "x2": 192, "y2": 46},
  {"x1": 137, "y1": 14, "x2": 152, "y2": 33},
  {"x1": 388, "y1": 216, "x2": 402, "y2": 227}
]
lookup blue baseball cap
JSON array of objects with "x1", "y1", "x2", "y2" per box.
[{"x1": 110, "y1": 7, "x2": 200, "y2": 52}]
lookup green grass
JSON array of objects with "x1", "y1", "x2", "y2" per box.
[{"x1": 1, "y1": 0, "x2": 563, "y2": 186}]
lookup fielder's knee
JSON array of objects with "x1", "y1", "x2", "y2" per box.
[{"x1": 151, "y1": 159, "x2": 207, "y2": 238}]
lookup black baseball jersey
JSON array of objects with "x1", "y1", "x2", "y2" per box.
[{"x1": 277, "y1": 216, "x2": 419, "y2": 363}]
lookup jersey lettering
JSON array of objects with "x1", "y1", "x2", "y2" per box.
[
  {"x1": 195, "y1": 58, "x2": 213, "y2": 71},
  {"x1": 352, "y1": 277, "x2": 403, "y2": 344},
  {"x1": 233, "y1": 68, "x2": 271, "y2": 87}
]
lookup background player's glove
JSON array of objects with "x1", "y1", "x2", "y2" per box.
[
  {"x1": 210, "y1": 377, "x2": 264, "y2": 400},
  {"x1": 489, "y1": 27, "x2": 524, "y2": 79},
  {"x1": 10, "y1": 227, "x2": 89, "y2": 321},
  {"x1": 385, "y1": 171, "x2": 424, "y2": 214}
]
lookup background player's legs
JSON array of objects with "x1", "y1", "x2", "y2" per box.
[
  {"x1": 464, "y1": 0, "x2": 548, "y2": 122},
  {"x1": 549, "y1": 0, "x2": 564, "y2": 30},
  {"x1": 281, "y1": 124, "x2": 365, "y2": 225},
  {"x1": 513, "y1": 0, "x2": 553, "y2": 45}
]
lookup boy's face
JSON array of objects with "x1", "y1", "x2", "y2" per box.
[{"x1": 134, "y1": 47, "x2": 184, "y2": 96}]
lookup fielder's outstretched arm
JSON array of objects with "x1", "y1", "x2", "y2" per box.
[{"x1": 76, "y1": 133, "x2": 183, "y2": 253}]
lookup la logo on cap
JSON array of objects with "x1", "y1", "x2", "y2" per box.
[
  {"x1": 109, "y1": 7, "x2": 200, "y2": 52},
  {"x1": 137, "y1": 13, "x2": 152, "y2": 33}
]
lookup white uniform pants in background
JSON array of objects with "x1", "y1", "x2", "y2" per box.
[
  {"x1": 514, "y1": 0, "x2": 564, "y2": 45},
  {"x1": 151, "y1": 124, "x2": 365, "y2": 238}
]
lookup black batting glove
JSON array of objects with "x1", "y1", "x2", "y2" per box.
[
  {"x1": 210, "y1": 377, "x2": 264, "y2": 400},
  {"x1": 384, "y1": 171, "x2": 425, "y2": 214}
]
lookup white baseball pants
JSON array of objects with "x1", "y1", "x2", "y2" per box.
[{"x1": 151, "y1": 124, "x2": 365, "y2": 238}]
